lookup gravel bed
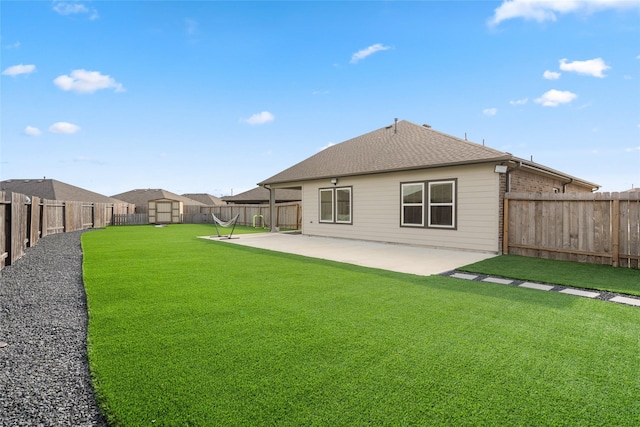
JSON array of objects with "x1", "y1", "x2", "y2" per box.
[{"x1": 0, "y1": 230, "x2": 107, "y2": 426}]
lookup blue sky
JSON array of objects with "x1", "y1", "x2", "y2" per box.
[{"x1": 1, "y1": 0, "x2": 639, "y2": 196}]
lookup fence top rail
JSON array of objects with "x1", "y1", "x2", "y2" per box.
[{"x1": 506, "y1": 191, "x2": 640, "y2": 201}]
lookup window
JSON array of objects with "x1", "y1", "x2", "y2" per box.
[
  {"x1": 428, "y1": 181, "x2": 455, "y2": 228},
  {"x1": 319, "y1": 187, "x2": 352, "y2": 224},
  {"x1": 401, "y1": 183, "x2": 424, "y2": 226},
  {"x1": 319, "y1": 189, "x2": 334, "y2": 222},
  {"x1": 401, "y1": 179, "x2": 456, "y2": 229},
  {"x1": 336, "y1": 187, "x2": 352, "y2": 223}
]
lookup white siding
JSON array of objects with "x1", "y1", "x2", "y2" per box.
[{"x1": 298, "y1": 164, "x2": 500, "y2": 253}]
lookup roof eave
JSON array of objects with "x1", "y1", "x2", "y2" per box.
[{"x1": 259, "y1": 156, "x2": 512, "y2": 186}]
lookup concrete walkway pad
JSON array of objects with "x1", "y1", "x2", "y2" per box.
[{"x1": 206, "y1": 232, "x2": 496, "y2": 276}]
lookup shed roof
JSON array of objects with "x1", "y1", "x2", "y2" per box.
[
  {"x1": 222, "y1": 187, "x2": 301, "y2": 204},
  {"x1": 0, "y1": 179, "x2": 127, "y2": 204},
  {"x1": 182, "y1": 193, "x2": 225, "y2": 206},
  {"x1": 258, "y1": 120, "x2": 598, "y2": 190},
  {"x1": 111, "y1": 189, "x2": 206, "y2": 207}
]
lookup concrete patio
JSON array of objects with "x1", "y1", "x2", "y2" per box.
[{"x1": 204, "y1": 232, "x2": 497, "y2": 276}]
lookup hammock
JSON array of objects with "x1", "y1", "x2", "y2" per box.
[{"x1": 212, "y1": 213, "x2": 240, "y2": 239}]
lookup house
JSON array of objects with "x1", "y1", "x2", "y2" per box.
[
  {"x1": 111, "y1": 189, "x2": 206, "y2": 214},
  {"x1": 222, "y1": 187, "x2": 301, "y2": 204},
  {"x1": 0, "y1": 178, "x2": 127, "y2": 205},
  {"x1": 258, "y1": 120, "x2": 599, "y2": 253},
  {"x1": 182, "y1": 193, "x2": 226, "y2": 206}
]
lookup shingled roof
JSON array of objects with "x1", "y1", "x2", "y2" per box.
[
  {"x1": 0, "y1": 179, "x2": 126, "y2": 204},
  {"x1": 259, "y1": 120, "x2": 511, "y2": 186},
  {"x1": 111, "y1": 189, "x2": 207, "y2": 207},
  {"x1": 182, "y1": 193, "x2": 225, "y2": 206},
  {"x1": 222, "y1": 187, "x2": 301, "y2": 204}
]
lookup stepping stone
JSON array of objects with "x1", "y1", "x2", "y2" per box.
[
  {"x1": 450, "y1": 273, "x2": 478, "y2": 280},
  {"x1": 519, "y1": 282, "x2": 554, "y2": 291},
  {"x1": 559, "y1": 288, "x2": 600, "y2": 298},
  {"x1": 609, "y1": 296, "x2": 640, "y2": 307},
  {"x1": 482, "y1": 277, "x2": 513, "y2": 285}
]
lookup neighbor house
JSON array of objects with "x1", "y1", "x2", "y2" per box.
[
  {"x1": 258, "y1": 120, "x2": 599, "y2": 253},
  {"x1": 1, "y1": 178, "x2": 128, "y2": 205},
  {"x1": 182, "y1": 193, "x2": 226, "y2": 206},
  {"x1": 111, "y1": 189, "x2": 206, "y2": 214}
]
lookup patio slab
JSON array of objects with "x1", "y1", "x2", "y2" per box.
[{"x1": 205, "y1": 232, "x2": 497, "y2": 276}]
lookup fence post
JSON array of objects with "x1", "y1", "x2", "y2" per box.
[
  {"x1": 502, "y1": 196, "x2": 510, "y2": 255},
  {"x1": 612, "y1": 198, "x2": 620, "y2": 267}
]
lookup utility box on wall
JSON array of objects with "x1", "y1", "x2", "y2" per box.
[{"x1": 148, "y1": 198, "x2": 183, "y2": 224}]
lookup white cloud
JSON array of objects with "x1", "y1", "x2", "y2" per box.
[
  {"x1": 53, "y1": 1, "x2": 98, "y2": 20},
  {"x1": 6, "y1": 41, "x2": 21, "y2": 49},
  {"x1": 242, "y1": 111, "x2": 275, "y2": 125},
  {"x1": 510, "y1": 98, "x2": 528, "y2": 105},
  {"x1": 483, "y1": 108, "x2": 498, "y2": 116},
  {"x1": 350, "y1": 43, "x2": 391, "y2": 64},
  {"x1": 24, "y1": 126, "x2": 42, "y2": 136},
  {"x1": 625, "y1": 146, "x2": 640, "y2": 152},
  {"x1": 543, "y1": 70, "x2": 561, "y2": 80},
  {"x1": 2, "y1": 64, "x2": 36, "y2": 77},
  {"x1": 54, "y1": 69, "x2": 125, "y2": 93},
  {"x1": 320, "y1": 142, "x2": 335, "y2": 151},
  {"x1": 534, "y1": 89, "x2": 578, "y2": 107},
  {"x1": 49, "y1": 122, "x2": 81, "y2": 134},
  {"x1": 559, "y1": 58, "x2": 610, "y2": 78},
  {"x1": 184, "y1": 18, "x2": 198, "y2": 36},
  {"x1": 489, "y1": 0, "x2": 639, "y2": 26}
]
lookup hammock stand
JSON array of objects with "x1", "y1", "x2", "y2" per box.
[{"x1": 212, "y1": 213, "x2": 240, "y2": 239}]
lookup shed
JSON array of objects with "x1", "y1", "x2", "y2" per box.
[{"x1": 148, "y1": 198, "x2": 183, "y2": 224}]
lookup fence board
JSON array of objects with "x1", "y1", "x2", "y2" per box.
[
  {"x1": 30, "y1": 196, "x2": 41, "y2": 248},
  {"x1": 11, "y1": 192, "x2": 28, "y2": 265},
  {"x1": 0, "y1": 192, "x2": 133, "y2": 271},
  {"x1": 505, "y1": 192, "x2": 639, "y2": 269},
  {"x1": 0, "y1": 192, "x2": 8, "y2": 269}
]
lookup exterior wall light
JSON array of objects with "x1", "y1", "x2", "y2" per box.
[
  {"x1": 494, "y1": 165, "x2": 508, "y2": 174},
  {"x1": 330, "y1": 178, "x2": 338, "y2": 185}
]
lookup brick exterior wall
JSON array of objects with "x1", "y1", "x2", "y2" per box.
[
  {"x1": 508, "y1": 169, "x2": 593, "y2": 194},
  {"x1": 497, "y1": 168, "x2": 594, "y2": 254}
]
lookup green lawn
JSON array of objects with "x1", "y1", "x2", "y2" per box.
[
  {"x1": 460, "y1": 254, "x2": 640, "y2": 296},
  {"x1": 82, "y1": 225, "x2": 640, "y2": 426}
]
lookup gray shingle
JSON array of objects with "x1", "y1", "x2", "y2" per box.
[
  {"x1": 0, "y1": 179, "x2": 126, "y2": 204},
  {"x1": 260, "y1": 120, "x2": 510, "y2": 185}
]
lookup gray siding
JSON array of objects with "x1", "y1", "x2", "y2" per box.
[{"x1": 296, "y1": 164, "x2": 500, "y2": 253}]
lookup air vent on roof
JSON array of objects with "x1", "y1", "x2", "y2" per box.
[{"x1": 422, "y1": 124, "x2": 431, "y2": 128}]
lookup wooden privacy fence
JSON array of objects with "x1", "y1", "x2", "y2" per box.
[
  {"x1": 0, "y1": 191, "x2": 132, "y2": 270},
  {"x1": 504, "y1": 192, "x2": 640, "y2": 269},
  {"x1": 182, "y1": 203, "x2": 302, "y2": 229}
]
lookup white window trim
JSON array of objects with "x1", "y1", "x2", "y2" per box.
[
  {"x1": 401, "y1": 182, "x2": 424, "y2": 227},
  {"x1": 427, "y1": 180, "x2": 456, "y2": 229},
  {"x1": 319, "y1": 188, "x2": 334, "y2": 223}
]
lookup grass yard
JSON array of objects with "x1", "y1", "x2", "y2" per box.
[
  {"x1": 82, "y1": 225, "x2": 640, "y2": 426},
  {"x1": 460, "y1": 254, "x2": 640, "y2": 296}
]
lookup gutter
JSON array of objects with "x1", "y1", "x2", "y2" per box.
[{"x1": 507, "y1": 159, "x2": 599, "y2": 192}]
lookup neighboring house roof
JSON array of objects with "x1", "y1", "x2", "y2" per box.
[
  {"x1": 182, "y1": 193, "x2": 225, "y2": 206},
  {"x1": 111, "y1": 189, "x2": 207, "y2": 206},
  {"x1": 0, "y1": 178, "x2": 127, "y2": 204},
  {"x1": 222, "y1": 187, "x2": 301, "y2": 204},
  {"x1": 259, "y1": 120, "x2": 599, "y2": 190},
  {"x1": 622, "y1": 188, "x2": 640, "y2": 193}
]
